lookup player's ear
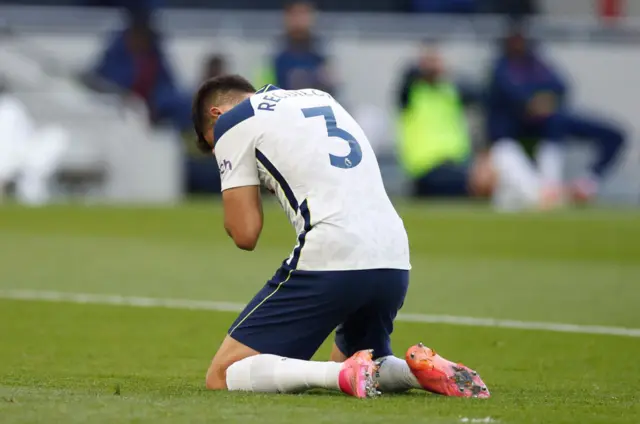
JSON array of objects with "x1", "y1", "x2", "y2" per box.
[{"x1": 209, "y1": 106, "x2": 223, "y2": 119}]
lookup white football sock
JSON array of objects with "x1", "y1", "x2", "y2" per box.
[
  {"x1": 491, "y1": 139, "x2": 541, "y2": 207},
  {"x1": 375, "y1": 355, "x2": 421, "y2": 393},
  {"x1": 226, "y1": 354, "x2": 342, "y2": 393},
  {"x1": 492, "y1": 175, "x2": 525, "y2": 212},
  {"x1": 537, "y1": 141, "x2": 564, "y2": 186}
]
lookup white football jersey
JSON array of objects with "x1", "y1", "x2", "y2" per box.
[{"x1": 214, "y1": 85, "x2": 410, "y2": 271}]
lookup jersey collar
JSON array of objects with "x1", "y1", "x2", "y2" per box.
[{"x1": 255, "y1": 84, "x2": 282, "y2": 94}]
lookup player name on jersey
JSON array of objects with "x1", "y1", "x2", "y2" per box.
[{"x1": 257, "y1": 88, "x2": 332, "y2": 112}]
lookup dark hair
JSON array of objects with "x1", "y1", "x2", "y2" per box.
[{"x1": 192, "y1": 74, "x2": 255, "y2": 153}]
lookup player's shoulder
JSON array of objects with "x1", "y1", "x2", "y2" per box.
[
  {"x1": 214, "y1": 85, "x2": 297, "y2": 147},
  {"x1": 213, "y1": 97, "x2": 261, "y2": 147}
]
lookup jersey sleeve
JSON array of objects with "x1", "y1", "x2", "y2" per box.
[{"x1": 215, "y1": 125, "x2": 260, "y2": 192}]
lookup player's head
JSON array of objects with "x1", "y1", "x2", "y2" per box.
[
  {"x1": 123, "y1": 6, "x2": 156, "y2": 53},
  {"x1": 503, "y1": 22, "x2": 529, "y2": 59},
  {"x1": 418, "y1": 40, "x2": 445, "y2": 81},
  {"x1": 192, "y1": 74, "x2": 256, "y2": 154},
  {"x1": 202, "y1": 54, "x2": 227, "y2": 80}
]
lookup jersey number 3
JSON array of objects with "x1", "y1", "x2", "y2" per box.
[{"x1": 302, "y1": 106, "x2": 363, "y2": 169}]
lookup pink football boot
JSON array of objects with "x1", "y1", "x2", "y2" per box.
[{"x1": 338, "y1": 349, "x2": 380, "y2": 398}]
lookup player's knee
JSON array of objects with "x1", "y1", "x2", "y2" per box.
[
  {"x1": 330, "y1": 351, "x2": 347, "y2": 362},
  {"x1": 205, "y1": 359, "x2": 235, "y2": 390},
  {"x1": 206, "y1": 335, "x2": 261, "y2": 390},
  {"x1": 330, "y1": 343, "x2": 349, "y2": 363},
  {"x1": 608, "y1": 127, "x2": 625, "y2": 149},
  {"x1": 205, "y1": 366, "x2": 227, "y2": 390},
  {"x1": 469, "y1": 157, "x2": 496, "y2": 198}
]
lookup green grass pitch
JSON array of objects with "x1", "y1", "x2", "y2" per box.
[{"x1": 0, "y1": 201, "x2": 639, "y2": 424}]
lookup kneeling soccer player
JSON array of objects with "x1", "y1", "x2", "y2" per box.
[{"x1": 191, "y1": 75, "x2": 490, "y2": 398}]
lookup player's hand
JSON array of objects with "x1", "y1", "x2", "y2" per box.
[{"x1": 527, "y1": 92, "x2": 557, "y2": 118}]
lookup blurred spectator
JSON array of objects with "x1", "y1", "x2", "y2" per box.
[
  {"x1": 85, "y1": 6, "x2": 191, "y2": 131},
  {"x1": 183, "y1": 54, "x2": 229, "y2": 195},
  {"x1": 598, "y1": 0, "x2": 624, "y2": 21},
  {"x1": 258, "y1": 0, "x2": 335, "y2": 94},
  {"x1": 482, "y1": 0, "x2": 538, "y2": 17},
  {"x1": 202, "y1": 54, "x2": 228, "y2": 80},
  {"x1": 81, "y1": 0, "x2": 163, "y2": 8},
  {"x1": 401, "y1": 0, "x2": 537, "y2": 15},
  {"x1": 397, "y1": 43, "x2": 495, "y2": 198},
  {"x1": 486, "y1": 25, "x2": 625, "y2": 209},
  {"x1": 0, "y1": 80, "x2": 69, "y2": 205},
  {"x1": 404, "y1": 0, "x2": 477, "y2": 14}
]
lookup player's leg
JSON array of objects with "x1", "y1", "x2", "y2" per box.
[
  {"x1": 209, "y1": 334, "x2": 375, "y2": 396},
  {"x1": 333, "y1": 339, "x2": 420, "y2": 393},
  {"x1": 488, "y1": 115, "x2": 547, "y2": 210},
  {"x1": 333, "y1": 269, "x2": 419, "y2": 393},
  {"x1": 536, "y1": 113, "x2": 566, "y2": 189},
  {"x1": 205, "y1": 334, "x2": 259, "y2": 390},
  {"x1": 491, "y1": 139, "x2": 543, "y2": 209},
  {"x1": 329, "y1": 343, "x2": 348, "y2": 362},
  {"x1": 206, "y1": 271, "x2": 377, "y2": 397},
  {"x1": 561, "y1": 112, "x2": 625, "y2": 203},
  {"x1": 412, "y1": 161, "x2": 486, "y2": 199},
  {"x1": 412, "y1": 162, "x2": 468, "y2": 198},
  {"x1": 468, "y1": 152, "x2": 497, "y2": 198},
  {"x1": 333, "y1": 269, "x2": 490, "y2": 397}
]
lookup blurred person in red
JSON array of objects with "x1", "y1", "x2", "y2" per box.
[
  {"x1": 258, "y1": 0, "x2": 335, "y2": 95},
  {"x1": 487, "y1": 25, "x2": 626, "y2": 210},
  {"x1": 86, "y1": 5, "x2": 191, "y2": 131},
  {"x1": 397, "y1": 42, "x2": 495, "y2": 198}
]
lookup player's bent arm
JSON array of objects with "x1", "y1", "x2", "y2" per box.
[{"x1": 222, "y1": 185, "x2": 263, "y2": 251}]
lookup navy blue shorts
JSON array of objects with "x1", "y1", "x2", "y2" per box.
[{"x1": 228, "y1": 268, "x2": 409, "y2": 360}]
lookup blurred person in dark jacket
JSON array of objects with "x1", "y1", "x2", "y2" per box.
[
  {"x1": 482, "y1": 0, "x2": 538, "y2": 17},
  {"x1": 258, "y1": 0, "x2": 335, "y2": 94},
  {"x1": 487, "y1": 26, "x2": 625, "y2": 209},
  {"x1": 202, "y1": 54, "x2": 228, "y2": 81},
  {"x1": 184, "y1": 54, "x2": 229, "y2": 195},
  {"x1": 403, "y1": 0, "x2": 477, "y2": 14},
  {"x1": 398, "y1": 43, "x2": 495, "y2": 198},
  {"x1": 89, "y1": 7, "x2": 191, "y2": 131},
  {"x1": 82, "y1": 0, "x2": 163, "y2": 8},
  {"x1": 401, "y1": 0, "x2": 536, "y2": 15}
]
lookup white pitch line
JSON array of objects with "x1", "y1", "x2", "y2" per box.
[{"x1": 2, "y1": 289, "x2": 640, "y2": 338}]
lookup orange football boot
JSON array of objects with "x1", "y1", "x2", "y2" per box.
[{"x1": 406, "y1": 343, "x2": 490, "y2": 398}]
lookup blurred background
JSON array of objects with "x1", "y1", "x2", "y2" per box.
[
  {"x1": 0, "y1": 0, "x2": 638, "y2": 209},
  {"x1": 1, "y1": 4, "x2": 639, "y2": 421}
]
